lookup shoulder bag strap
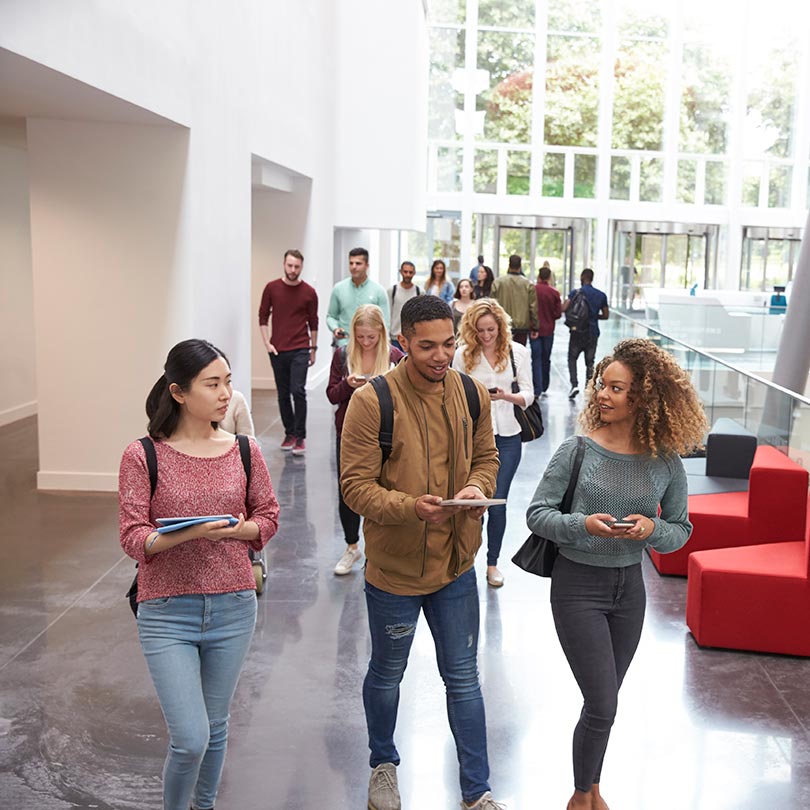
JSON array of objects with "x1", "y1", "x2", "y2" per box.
[
  {"x1": 560, "y1": 436, "x2": 586, "y2": 514},
  {"x1": 370, "y1": 376, "x2": 395, "y2": 465},
  {"x1": 235, "y1": 434, "x2": 252, "y2": 488}
]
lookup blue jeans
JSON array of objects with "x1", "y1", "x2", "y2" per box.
[
  {"x1": 486, "y1": 433, "x2": 522, "y2": 566},
  {"x1": 137, "y1": 591, "x2": 257, "y2": 810},
  {"x1": 270, "y1": 348, "x2": 309, "y2": 439},
  {"x1": 363, "y1": 569, "x2": 490, "y2": 804},
  {"x1": 529, "y1": 333, "x2": 555, "y2": 394},
  {"x1": 550, "y1": 557, "x2": 645, "y2": 792}
]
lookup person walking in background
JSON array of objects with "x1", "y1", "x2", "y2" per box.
[
  {"x1": 526, "y1": 338, "x2": 706, "y2": 810},
  {"x1": 327, "y1": 247, "x2": 390, "y2": 348},
  {"x1": 389, "y1": 261, "x2": 421, "y2": 351},
  {"x1": 563, "y1": 268, "x2": 609, "y2": 400},
  {"x1": 119, "y1": 339, "x2": 279, "y2": 810},
  {"x1": 340, "y1": 296, "x2": 504, "y2": 810},
  {"x1": 327, "y1": 305, "x2": 404, "y2": 577},
  {"x1": 530, "y1": 264, "x2": 562, "y2": 398},
  {"x1": 425, "y1": 259, "x2": 455, "y2": 303},
  {"x1": 258, "y1": 249, "x2": 318, "y2": 455},
  {"x1": 453, "y1": 299, "x2": 532, "y2": 588},
  {"x1": 473, "y1": 265, "x2": 494, "y2": 299},
  {"x1": 491, "y1": 254, "x2": 538, "y2": 345},
  {"x1": 469, "y1": 254, "x2": 486, "y2": 280},
  {"x1": 451, "y1": 277, "x2": 476, "y2": 334},
  {"x1": 219, "y1": 388, "x2": 255, "y2": 437}
]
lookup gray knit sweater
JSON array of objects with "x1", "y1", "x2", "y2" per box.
[{"x1": 525, "y1": 435, "x2": 691, "y2": 568}]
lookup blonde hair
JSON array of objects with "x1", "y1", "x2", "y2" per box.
[
  {"x1": 580, "y1": 338, "x2": 708, "y2": 457},
  {"x1": 457, "y1": 299, "x2": 512, "y2": 374},
  {"x1": 346, "y1": 304, "x2": 392, "y2": 377}
]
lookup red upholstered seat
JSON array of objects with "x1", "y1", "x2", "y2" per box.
[
  {"x1": 686, "y1": 506, "x2": 810, "y2": 657},
  {"x1": 650, "y1": 445, "x2": 808, "y2": 576}
]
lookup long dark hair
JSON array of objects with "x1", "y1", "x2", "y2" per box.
[
  {"x1": 475, "y1": 265, "x2": 494, "y2": 297},
  {"x1": 146, "y1": 339, "x2": 230, "y2": 439},
  {"x1": 428, "y1": 259, "x2": 447, "y2": 286}
]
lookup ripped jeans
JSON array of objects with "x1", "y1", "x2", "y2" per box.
[{"x1": 363, "y1": 569, "x2": 490, "y2": 804}]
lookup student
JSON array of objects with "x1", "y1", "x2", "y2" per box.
[
  {"x1": 530, "y1": 265, "x2": 562, "y2": 397},
  {"x1": 526, "y1": 338, "x2": 706, "y2": 810},
  {"x1": 340, "y1": 296, "x2": 504, "y2": 810},
  {"x1": 490, "y1": 254, "x2": 538, "y2": 345},
  {"x1": 219, "y1": 388, "x2": 255, "y2": 436},
  {"x1": 389, "y1": 261, "x2": 421, "y2": 351},
  {"x1": 425, "y1": 259, "x2": 455, "y2": 303},
  {"x1": 564, "y1": 268, "x2": 609, "y2": 399},
  {"x1": 327, "y1": 305, "x2": 404, "y2": 576},
  {"x1": 473, "y1": 265, "x2": 494, "y2": 299},
  {"x1": 119, "y1": 338, "x2": 279, "y2": 810},
  {"x1": 451, "y1": 277, "x2": 476, "y2": 334},
  {"x1": 453, "y1": 298, "x2": 533, "y2": 587}
]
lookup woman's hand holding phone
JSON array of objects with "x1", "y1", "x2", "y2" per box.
[{"x1": 347, "y1": 373, "x2": 368, "y2": 389}]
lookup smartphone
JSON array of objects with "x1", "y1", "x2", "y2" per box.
[
  {"x1": 487, "y1": 387, "x2": 498, "y2": 394},
  {"x1": 336, "y1": 329, "x2": 347, "y2": 338},
  {"x1": 606, "y1": 519, "x2": 637, "y2": 528}
]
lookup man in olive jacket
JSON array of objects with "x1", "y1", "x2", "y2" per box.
[{"x1": 340, "y1": 296, "x2": 503, "y2": 810}]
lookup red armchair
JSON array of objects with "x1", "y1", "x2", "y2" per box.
[
  {"x1": 650, "y1": 446, "x2": 808, "y2": 576},
  {"x1": 686, "y1": 498, "x2": 810, "y2": 656}
]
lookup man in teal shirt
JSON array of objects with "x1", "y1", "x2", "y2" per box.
[{"x1": 327, "y1": 248, "x2": 391, "y2": 347}]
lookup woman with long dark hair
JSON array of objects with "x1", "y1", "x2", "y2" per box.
[
  {"x1": 526, "y1": 339, "x2": 706, "y2": 810},
  {"x1": 425, "y1": 259, "x2": 455, "y2": 303},
  {"x1": 119, "y1": 338, "x2": 279, "y2": 810},
  {"x1": 473, "y1": 265, "x2": 494, "y2": 299}
]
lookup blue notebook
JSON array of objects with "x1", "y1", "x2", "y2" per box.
[{"x1": 156, "y1": 515, "x2": 238, "y2": 534}]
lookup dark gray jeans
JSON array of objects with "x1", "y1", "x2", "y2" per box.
[{"x1": 550, "y1": 555, "x2": 646, "y2": 792}]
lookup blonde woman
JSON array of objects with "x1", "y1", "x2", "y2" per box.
[
  {"x1": 327, "y1": 305, "x2": 404, "y2": 575},
  {"x1": 452, "y1": 299, "x2": 533, "y2": 587}
]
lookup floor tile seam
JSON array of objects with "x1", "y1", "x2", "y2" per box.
[
  {"x1": 0, "y1": 554, "x2": 131, "y2": 674},
  {"x1": 758, "y1": 659, "x2": 810, "y2": 738}
]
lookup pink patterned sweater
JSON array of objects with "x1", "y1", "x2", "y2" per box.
[{"x1": 119, "y1": 437, "x2": 279, "y2": 602}]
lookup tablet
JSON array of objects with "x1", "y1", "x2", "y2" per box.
[
  {"x1": 156, "y1": 516, "x2": 238, "y2": 534},
  {"x1": 439, "y1": 499, "x2": 506, "y2": 507},
  {"x1": 157, "y1": 515, "x2": 234, "y2": 526}
]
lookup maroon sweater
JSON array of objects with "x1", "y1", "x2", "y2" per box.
[
  {"x1": 326, "y1": 346, "x2": 405, "y2": 437},
  {"x1": 535, "y1": 280, "x2": 562, "y2": 336},
  {"x1": 258, "y1": 279, "x2": 319, "y2": 351}
]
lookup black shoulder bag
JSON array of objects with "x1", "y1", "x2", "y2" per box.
[
  {"x1": 509, "y1": 350, "x2": 544, "y2": 442},
  {"x1": 512, "y1": 435, "x2": 585, "y2": 577}
]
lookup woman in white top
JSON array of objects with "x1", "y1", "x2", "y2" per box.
[
  {"x1": 425, "y1": 259, "x2": 454, "y2": 303},
  {"x1": 453, "y1": 298, "x2": 533, "y2": 587}
]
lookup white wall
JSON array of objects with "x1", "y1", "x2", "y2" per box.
[
  {"x1": 0, "y1": 0, "x2": 426, "y2": 490},
  {"x1": 0, "y1": 125, "x2": 37, "y2": 426},
  {"x1": 334, "y1": 0, "x2": 428, "y2": 231}
]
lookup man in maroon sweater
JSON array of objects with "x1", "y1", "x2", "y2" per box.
[
  {"x1": 258, "y1": 250, "x2": 319, "y2": 455},
  {"x1": 529, "y1": 264, "x2": 562, "y2": 398}
]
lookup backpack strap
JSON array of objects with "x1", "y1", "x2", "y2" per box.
[
  {"x1": 391, "y1": 284, "x2": 397, "y2": 303},
  {"x1": 138, "y1": 436, "x2": 158, "y2": 499},
  {"x1": 236, "y1": 434, "x2": 252, "y2": 488},
  {"x1": 416, "y1": 285, "x2": 422, "y2": 296},
  {"x1": 370, "y1": 376, "x2": 395, "y2": 465},
  {"x1": 459, "y1": 372, "x2": 480, "y2": 430},
  {"x1": 371, "y1": 372, "x2": 480, "y2": 467}
]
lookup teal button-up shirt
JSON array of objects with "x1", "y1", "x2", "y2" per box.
[{"x1": 327, "y1": 277, "x2": 391, "y2": 346}]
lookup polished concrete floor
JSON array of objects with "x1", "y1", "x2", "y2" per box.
[{"x1": 2, "y1": 350, "x2": 810, "y2": 810}]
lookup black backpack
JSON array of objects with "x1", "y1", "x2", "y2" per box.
[
  {"x1": 369, "y1": 372, "x2": 480, "y2": 465},
  {"x1": 125, "y1": 434, "x2": 252, "y2": 616},
  {"x1": 564, "y1": 289, "x2": 591, "y2": 333}
]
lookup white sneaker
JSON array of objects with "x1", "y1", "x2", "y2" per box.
[
  {"x1": 334, "y1": 547, "x2": 362, "y2": 575},
  {"x1": 462, "y1": 792, "x2": 506, "y2": 809}
]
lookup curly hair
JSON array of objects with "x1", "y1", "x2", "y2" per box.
[
  {"x1": 457, "y1": 298, "x2": 512, "y2": 374},
  {"x1": 580, "y1": 338, "x2": 708, "y2": 457}
]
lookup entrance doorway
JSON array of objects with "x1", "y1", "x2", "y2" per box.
[
  {"x1": 476, "y1": 214, "x2": 592, "y2": 295},
  {"x1": 610, "y1": 221, "x2": 719, "y2": 312},
  {"x1": 740, "y1": 226, "x2": 802, "y2": 291}
]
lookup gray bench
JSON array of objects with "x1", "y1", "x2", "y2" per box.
[{"x1": 683, "y1": 418, "x2": 756, "y2": 495}]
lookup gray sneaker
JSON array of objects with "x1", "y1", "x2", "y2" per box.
[
  {"x1": 368, "y1": 763, "x2": 400, "y2": 810},
  {"x1": 461, "y1": 792, "x2": 506, "y2": 809}
]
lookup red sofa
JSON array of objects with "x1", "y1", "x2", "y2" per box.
[
  {"x1": 649, "y1": 445, "x2": 808, "y2": 576},
  {"x1": 686, "y1": 498, "x2": 810, "y2": 656}
]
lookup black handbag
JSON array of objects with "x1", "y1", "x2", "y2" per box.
[
  {"x1": 509, "y1": 350, "x2": 544, "y2": 442},
  {"x1": 512, "y1": 436, "x2": 585, "y2": 577}
]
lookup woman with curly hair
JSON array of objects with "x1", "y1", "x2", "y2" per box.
[
  {"x1": 453, "y1": 298, "x2": 533, "y2": 587},
  {"x1": 526, "y1": 338, "x2": 706, "y2": 810}
]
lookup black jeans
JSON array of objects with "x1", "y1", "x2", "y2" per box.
[
  {"x1": 269, "y1": 348, "x2": 309, "y2": 439},
  {"x1": 550, "y1": 556, "x2": 646, "y2": 792},
  {"x1": 567, "y1": 331, "x2": 598, "y2": 388},
  {"x1": 335, "y1": 436, "x2": 360, "y2": 545}
]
